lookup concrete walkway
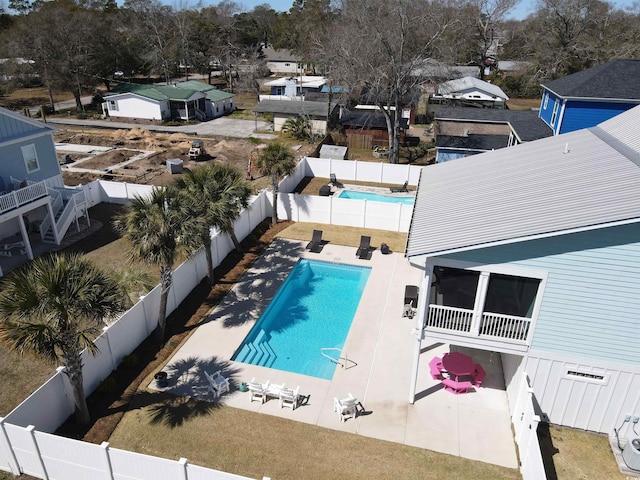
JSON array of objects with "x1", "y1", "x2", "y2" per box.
[
  {"x1": 45, "y1": 116, "x2": 277, "y2": 140},
  {"x1": 156, "y1": 238, "x2": 519, "y2": 469}
]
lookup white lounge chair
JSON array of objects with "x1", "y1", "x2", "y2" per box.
[
  {"x1": 205, "y1": 370, "x2": 230, "y2": 398},
  {"x1": 334, "y1": 393, "x2": 358, "y2": 422},
  {"x1": 279, "y1": 386, "x2": 300, "y2": 410}
]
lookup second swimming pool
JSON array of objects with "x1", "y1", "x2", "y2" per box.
[
  {"x1": 339, "y1": 190, "x2": 414, "y2": 205},
  {"x1": 232, "y1": 259, "x2": 371, "y2": 380}
]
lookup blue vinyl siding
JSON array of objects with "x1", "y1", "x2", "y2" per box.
[
  {"x1": 0, "y1": 111, "x2": 42, "y2": 142},
  {"x1": 558, "y1": 101, "x2": 637, "y2": 134},
  {"x1": 538, "y1": 90, "x2": 560, "y2": 131},
  {"x1": 441, "y1": 223, "x2": 640, "y2": 365},
  {"x1": 0, "y1": 135, "x2": 61, "y2": 181}
]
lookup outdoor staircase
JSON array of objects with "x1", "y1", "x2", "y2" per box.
[{"x1": 234, "y1": 329, "x2": 277, "y2": 367}]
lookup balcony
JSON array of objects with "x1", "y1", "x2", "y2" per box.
[
  {"x1": 0, "y1": 181, "x2": 48, "y2": 216},
  {"x1": 426, "y1": 304, "x2": 531, "y2": 348}
]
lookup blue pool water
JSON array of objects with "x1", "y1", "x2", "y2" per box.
[
  {"x1": 232, "y1": 259, "x2": 371, "y2": 379},
  {"x1": 339, "y1": 190, "x2": 414, "y2": 205}
]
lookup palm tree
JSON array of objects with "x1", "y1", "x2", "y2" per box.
[
  {"x1": 282, "y1": 115, "x2": 311, "y2": 140},
  {"x1": 0, "y1": 253, "x2": 125, "y2": 425},
  {"x1": 254, "y1": 142, "x2": 297, "y2": 224},
  {"x1": 114, "y1": 186, "x2": 190, "y2": 343},
  {"x1": 174, "y1": 164, "x2": 252, "y2": 286}
]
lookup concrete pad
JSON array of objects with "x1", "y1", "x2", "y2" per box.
[{"x1": 157, "y1": 238, "x2": 519, "y2": 470}]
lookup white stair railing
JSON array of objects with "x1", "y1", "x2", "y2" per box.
[{"x1": 320, "y1": 347, "x2": 357, "y2": 369}]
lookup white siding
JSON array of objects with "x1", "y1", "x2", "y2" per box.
[{"x1": 107, "y1": 94, "x2": 164, "y2": 121}]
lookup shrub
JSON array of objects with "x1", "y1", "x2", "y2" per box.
[
  {"x1": 96, "y1": 375, "x2": 118, "y2": 394},
  {"x1": 121, "y1": 353, "x2": 139, "y2": 369}
]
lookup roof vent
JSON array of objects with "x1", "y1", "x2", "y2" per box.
[
  {"x1": 563, "y1": 143, "x2": 570, "y2": 154},
  {"x1": 463, "y1": 129, "x2": 469, "y2": 137}
]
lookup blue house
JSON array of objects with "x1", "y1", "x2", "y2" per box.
[
  {"x1": 406, "y1": 105, "x2": 640, "y2": 437},
  {"x1": 0, "y1": 106, "x2": 89, "y2": 277},
  {"x1": 538, "y1": 59, "x2": 640, "y2": 135}
]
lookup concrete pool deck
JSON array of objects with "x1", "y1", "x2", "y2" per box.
[{"x1": 158, "y1": 238, "x2": 519, "y2": 470}]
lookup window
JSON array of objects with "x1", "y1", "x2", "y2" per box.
[
  {"x1": 109, "y1": 99, "x2": 118, "y2": 111},
  {"x1": 551, "y1": 102, "x2": 559, "y2": 125},
  {"x1": 21, "y1": 144, "x2": 40, "y2": 173},
  {"x1": 543, "y1": 94, "x2": 548, "y2": 109}
]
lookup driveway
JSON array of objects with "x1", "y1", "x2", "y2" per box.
[{"x1": 45, "y1": 116, "x2": 276, "y2": 140}]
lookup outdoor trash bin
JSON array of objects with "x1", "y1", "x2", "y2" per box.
[
  {"x1": 166, "y1": 158, "x2": 183, "y2": 174},
  {"x1": 154, "y1": 371, "x2": 168, "y2": 388}
]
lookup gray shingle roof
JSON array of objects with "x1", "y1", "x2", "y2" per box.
[
  {"x1": 542, "y1": 59, "x2": 640, "y2": 100},
  {"x1": 436, "y1": 134, "x2": 510, "y2": 151},
  {"x1": 253, "y1": 100, "x2": 331, "y2": 118},
  {"x1": 406, "y1": 105, "x2": 640, "y2": 258},
  {"x1": 431, "y1": 106, "x2": 552, "y2": 142}
]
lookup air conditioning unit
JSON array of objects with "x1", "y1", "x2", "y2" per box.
[{"x1": 622, "y1": 437, "x2": 640, "y2": 471}]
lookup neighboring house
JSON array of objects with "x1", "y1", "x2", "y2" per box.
[
  {"x1": 539, "y1": 58, "x2": 640, "y2": 135},
  {"x1": 261, "y1": 45, "x2": 306, "y2": 74},
  {"x1": 260, "y1": 76, "x2": 327, "y2": 101},
  {"x1": 431, "y1": 106, "x2": 552, "y2": 162},
  {"x1": 104, "y1": 81, "x2": 235, "y2": 123},
  {"x1": 253, "y1": 100, "x2": 338, "y2": 135},
  {"x1": 430, "y1": 76, "x2": 509, "y2": 108},
  {"x1": 338, "y1": 109, "x2": 409, "y2": 149},
  {"x1": 405, "y1": 105, "x2": 640, "y2": 435},
  {"x1": 0, "y1": 107, "x2": 89, "y2": 277}
]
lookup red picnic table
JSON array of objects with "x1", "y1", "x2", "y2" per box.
[{"x1": 441, "y1": 352, "x2": 475, "y2": 394}]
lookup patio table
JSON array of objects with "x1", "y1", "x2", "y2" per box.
[{"x1": 441, "y1": 352, "x2": 475, "y2": 394}]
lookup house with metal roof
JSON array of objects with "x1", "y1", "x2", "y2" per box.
[
  {"x1": 539, "y1": 59, "x2": 640, "y2": 135},
  {"x1": 103, "y1": 81, "x2": 235, "y2": 123},
  {"x1": 405, "y1": 105, "x2": 640, "y2": 436},
  {"x1": 430, "y1": 76, "x2": 509, "y2": 108},
  {"x1": 0, "y1": 107, "x2": 89, "y2": 277},
  {"x1": 431, "y1": 106, "x2": 552, "y2": 162}
]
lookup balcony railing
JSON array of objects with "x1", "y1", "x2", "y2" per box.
[
  {"x1": 0, "y1": 181, "x2": 48, "y2": 215},
  {"x1": 427, "y1": 304, "x2": 531, "y2": 343}
]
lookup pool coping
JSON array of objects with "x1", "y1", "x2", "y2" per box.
[{"x1": 155, "y1": 238, "x2": 519, "y2": 470}]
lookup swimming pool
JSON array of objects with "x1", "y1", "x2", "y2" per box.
[
  {"x1": 232, "y1": 259, "x2": 371, "y2": 379},
  {"x1": 339, "y1": 190, "x2": 414, "y2": 205}
]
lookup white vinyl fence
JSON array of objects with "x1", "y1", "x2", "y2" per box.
[
  {"x1": 0, "y1": 186, "x2": 272, "y2": 480},
  {"x1": 276, "y1": 157, "x2": 423, "y2": 232},
  {"x1": 511, "y1": 372, "x2": 546, "y2": 480}
]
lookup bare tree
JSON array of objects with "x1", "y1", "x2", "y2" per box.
[{"x1": 321, "y1": 0, "x2": 457, "y2": 164}]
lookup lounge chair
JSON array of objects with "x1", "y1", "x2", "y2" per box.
[
  {"x1": 279, "y1": 386, "x2": 300, "y2": 410},
  {"x1": 306, "y1": 229, "x2": 324, "y2": 253},
  {"x1": 334, "y1": 393, "x2": 358, "y2": 422},
  {"x1": 330, "y1": 173, "x2": 343, "y2": 187},
  {"x1": 390, "y1": 181, "x2": 408, "y2": 193},
  {"x1": 247, "y1": 377, "x2": 270, "y2": 403},
  {"x1": 356, "y1": 235, "x2": 372, "y2": 260},
  {"x1": 205, "y1": 370, "x2": 230, "y2": 398}
]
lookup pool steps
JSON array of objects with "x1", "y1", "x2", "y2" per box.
[{"x1": 235, "y1": 329, "x2": 277, "y2": 367}]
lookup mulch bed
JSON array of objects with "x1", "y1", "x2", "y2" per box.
[{"x1": 55, "y1": 218, "x2": 292, "y2": 443}]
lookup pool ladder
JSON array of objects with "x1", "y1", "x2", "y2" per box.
[{"x1": 320, "y1": 348, "x2": 357, "y2": 370}]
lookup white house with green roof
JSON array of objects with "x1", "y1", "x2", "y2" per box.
[{"x1": 104, "y1": 81, "x2": 235, "y2": 123}]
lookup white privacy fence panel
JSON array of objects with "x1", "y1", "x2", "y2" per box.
[
  {"x1": 3, "y1": 424, "x2": 45, "y2": 477},
  {"x1": 35, "y1": 431, "x2": 110, "y2": 480},
  {"x1": 82, "y1": 180, "x2": 155, "y2": 207},
  {"x1": 278, "y1": 194, "x2": 413, "y2": 232},
  {"x1": 298, "y1": 157, "x2": 423, "y2": 188},
  {"x1": 110, "y1": 448, "x2": 185, "y2": 480}
]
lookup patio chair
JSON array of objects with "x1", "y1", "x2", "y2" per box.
[
  {"x1": 279, "y1": 386, "x2": 300, "y2": 410},
  {"x1": 306, "y1": 229, "x2": 324, "y2": 253},
  {"x1": 205, "y1": 370, "x2": 230, "y2": 398},
  {"x1": 429, "y1": 356, "x2": 444, "y2": 381},
  {"x1": 472, "y1": 364, "x2": 487, "y2": 388},
  {"x1": 390, "y1": 181, "x2": 408, "y2": 193},
  {"x1": 330, "y1": 173, "x2": 343, "y2": 187},
  {"x1": 356, "y1": 235, "x2": 372, "y2": 260},
  {"x1": 247, "y1": 377, "x2": 270, "y2": 403},
  {"x1": 334, "y1": 393, "x2": 358, "y2": 422}
]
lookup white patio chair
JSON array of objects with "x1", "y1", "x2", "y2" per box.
[
  {"x1": 279, "y1": 386, "x2": 300, "y2": 410},
  {"x1": 334, "y1": 393, "x2": 357, "y2": 422},
  {"x1": 247, "y1": 377, "x2": 270, "y2": 404},
  {"x1": 205, "y1": 370, "x2": 230, "y2": 398}
]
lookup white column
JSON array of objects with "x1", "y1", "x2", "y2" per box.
[
  {"x1": 409, "y1": 263, "x2": 431, "y2": 403},
  {"x1": 470, "y1": 271, "x2": 489, "y2": 336}
]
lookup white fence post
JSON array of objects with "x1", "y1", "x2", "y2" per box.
[
  {"x1": 178, "y1": 457, "x2": 188, "y2": 480},
  {"x1": 100, "y1": 442, "x2": 115, "y2": 480},
  {"x1": 0, "y1": 418, "x2": 20, "y2": 475},
  {"x1": 102, "y1": 326, "x2": 118, "y2": 372},
  {"x1": 27, "y1": 425, "x2": 48, "y2": 480}
]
